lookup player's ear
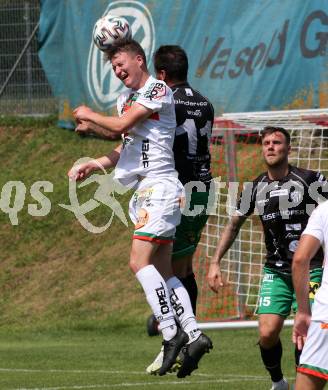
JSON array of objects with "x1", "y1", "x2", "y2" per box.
[
  {"x1": 287, "y1": 144, "x2": 291, "y2": 154},
  {"x1": 135, "y1": 54, "x2": 145, "y2": 67},
  {"x1": 156, "y1": 70, "x2": 166, "y2": 81}
]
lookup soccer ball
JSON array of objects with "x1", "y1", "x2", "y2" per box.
[{"x1": 93, "y1": 15, "x2": 131, "y2": 51}]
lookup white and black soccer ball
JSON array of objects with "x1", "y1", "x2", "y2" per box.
[{"x1": 93, "y1": 15, "x2": 132, "y2": 51}]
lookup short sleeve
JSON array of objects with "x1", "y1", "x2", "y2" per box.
[
  {"x1": 136, "y1": 81, "x2": 173, "y2": 112},
  {"x1": 302, "y1": 204, "x2": 324, "y2": 244}
]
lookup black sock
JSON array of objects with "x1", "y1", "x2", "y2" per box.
[
  {"x1": 178, "y1": 273, "x2": 198, "y2": 315},
  {"x1": 295, "y1": 346, "x2": 302, "y2": 368},
  {"x1": 259, "y1": 339, "x2": 283, "y2": 382}
]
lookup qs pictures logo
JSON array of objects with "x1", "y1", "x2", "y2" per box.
[
  {"x1": 87, "y1": 1, "x2": 156, "y2": 110},
  {"x1": 59, "y1": 157, "x2": 130, "y2": 234}
]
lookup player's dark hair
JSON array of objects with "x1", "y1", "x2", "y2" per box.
[
  {"x1": 260, "y1": 126, "x2": 291, "y2": 145},
  {"x1": 105, "y1": 38, "x2": 146, "y2": 64},
  {"x1": 153, "y1": 45, "x2": 188, "y2": 82}
]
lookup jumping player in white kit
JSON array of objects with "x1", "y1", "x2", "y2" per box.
[{"x1": 68, "y1": 38, "x2": 210, "y2": 376}]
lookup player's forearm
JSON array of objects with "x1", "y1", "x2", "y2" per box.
[
  {"x1": 94, "y1": 145, "x2": 122, "y2": 170},
  {"x1": 212, "y1": 218, "x2": 243, "y2": 264},
  {"x1": 292, "y1": 257, "x2": 311, "y2": 315},
  {"x1": 88, "y1": 112, "x2": 128, "y2": 134},
  {"x1": 87, "y1": 121, "x2": 120, "y2": 138}
]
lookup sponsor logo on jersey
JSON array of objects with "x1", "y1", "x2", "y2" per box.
[
  {"x1": 262, "y1": 209, "x2": 305, "y2": 220},
  {"x1": 135, "y1": 208, "x2": 149, "y2": 229},
  {"x1": 321, "y1": 323, "x2": 328, "y2": 329},
  {"x1": 144, "y1": 82, "x2": 166, "y2": 100},
  {"x1": 175, "y1": 99, "x2": 208, "y2": 107},
  {"x1": 309, "y1": 281, "x2": 320, "y2": 299},
  {"x1": 286, "y1": 223, "x2": 302, "y2": 231},
  {"x1": 270, "y1": 189, "x2": 289, "y2": 197},
  {"x1": 142, "y1": 139, "x2": 150, "y2": 168},
  {"x1": 263, "y1": 274, "x2": 274, "y2": 282},
  {"x1": 285, "y1": 232, "x2": 299, "y2": 239},
  {"x1": 187, "y1": 109, "x2": 202, "y2": 117},
  {"x1": 87, "y1": 1, "x2": 156, "y2": 110},
  {"x1": 288, "y1": 239, "x2": 299, "y2": 252},
  {"x1": 122, "y1": 134, "x2": 134, "y2": 148},
  {"x1": 290, "y1": 190, "x2": 302, "y2": 203},
  {"x1": 185, "y1": 88, "x2": 193, "y2": 96}
]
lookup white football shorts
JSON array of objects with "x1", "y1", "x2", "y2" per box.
[
  {"x1": 129, "y1": 176, "x2": 185, "y2": 244},
  {"x1": 298, "y1": 320, "x2": 328, "y2": 380}
]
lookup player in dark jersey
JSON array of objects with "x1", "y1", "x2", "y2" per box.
[
  {"x1": 159, "y1": 45, "x2": 213, "y2": 312},
  {"x1": 146, "y1": 45, "x2": 214, "y2": 377},
  {"x1": 241, "y1": 166, "x2": 325, "y2": 273},
  {"x1": 208, "y1": 126, "x2": 327, "y2": 390}
]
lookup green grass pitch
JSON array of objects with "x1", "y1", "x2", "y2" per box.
[{"x1": 0, "y1": 325, "x2": 296, "y2": 390}]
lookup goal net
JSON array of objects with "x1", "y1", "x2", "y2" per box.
[{"x1": 194, "y1": 108, "x2": 328, "y2": 328}]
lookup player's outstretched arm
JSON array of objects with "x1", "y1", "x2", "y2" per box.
[
  {"x1": 75, "y1": 120, "x2": 119, "y2": 140},
  {"x1": 68, "y1": 145, "x2": 122, "y2": 181},
  {"x1": 292, "y1": 234, "x2": 321, "y2": 349},
  {"x1": 207, "y1": 215, "x2": 247, "y2": 293},
  {"x1": 73, "y1": 103, "x2": 153, "y2": 134}
]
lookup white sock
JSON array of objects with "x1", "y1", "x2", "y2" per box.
[
  {"x1": 166, "y1": 276, "x2": 201, "y2": 343},
  {"x1": 136, "y1": 265, "x2": 177, "y2": 340}
]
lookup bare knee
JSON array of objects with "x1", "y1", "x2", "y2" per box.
[
  {"x1": 259, "y1": 329, "x2": 280, "y2": 348},
  {"x1": 129, "y1": 246, "x2": 148, "y2": 274},
  {"x1": 129, "y1": 256, "x2": 153, "y2": 274},
  {"x1": 259, "y1": 315, "x2": 284, "y2": 348},
  {"x1": 129, "y1": 258, "x2": 138, "y2": 274},
  {"x1": 129, "y1": 244, "x2": 139, "y2": 274}
]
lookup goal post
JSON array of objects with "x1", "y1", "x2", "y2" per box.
[{"x1": 195, "y1": 108, "x2": 328, "y2": 329}]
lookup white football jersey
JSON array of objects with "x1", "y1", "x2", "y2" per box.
[
  {"x1": 115, "y1": 76, "x2": 178, "y2": 187},
  {"x1": 302, "y1": 200, "x2": 328, "y2": 321}
]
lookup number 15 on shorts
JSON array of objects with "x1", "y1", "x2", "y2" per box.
[{"x1": 259, "y1": 296, "x2": 271, "y2": 307}]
